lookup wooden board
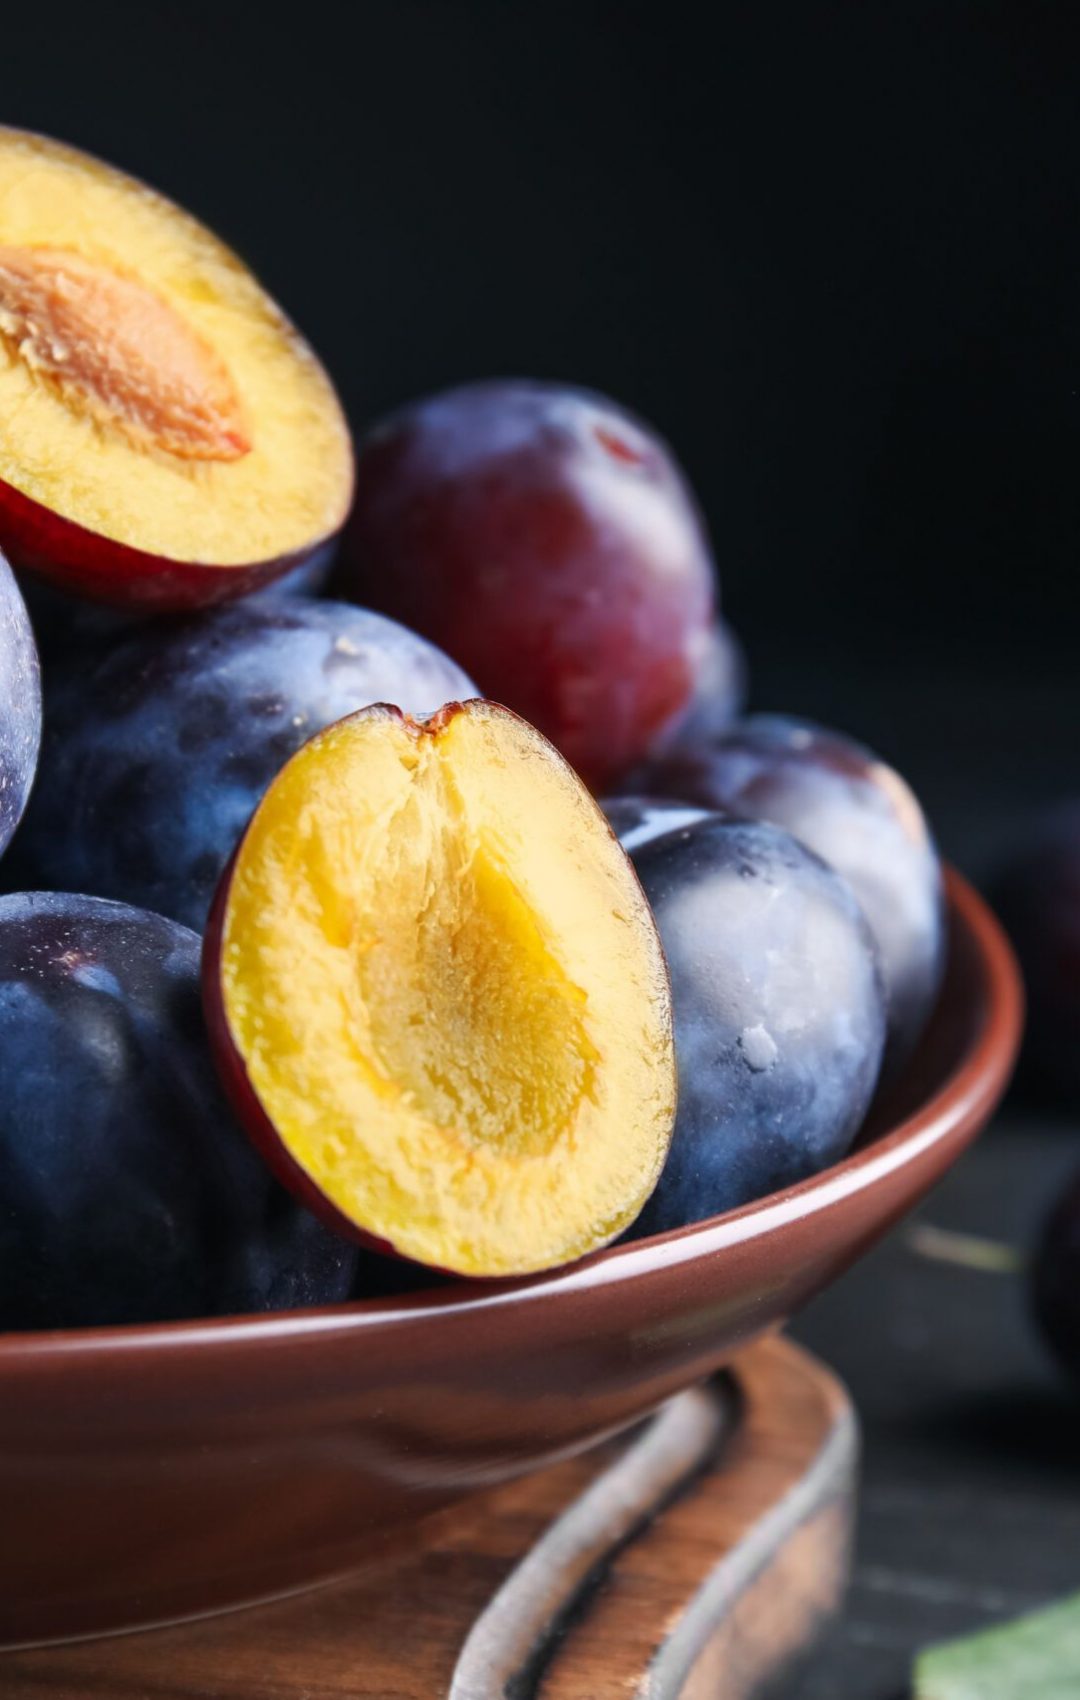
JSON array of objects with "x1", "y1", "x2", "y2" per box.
[{"x1": 2, "y1": 1335, "x2": 856, "y2": 1700}]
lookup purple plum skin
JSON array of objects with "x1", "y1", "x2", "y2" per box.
[
  {"x1": 10, "y1": 596, "x2": 476, "y2": 932},
  {"x1": 638, "y1": 619, "x2": 748, "y2": 759},
  {"x1": 0, "y1": 552, "x2": 41, "y2": 857},
  {"x1": 992, "y1": 806, "x2": 1080, "y2": 1103},
  {"x1": 0, "y1": 893, "x2": 356, "y2": 1330},
  {"x1": 628, "y1": 714, "x2": 945, "y2": 1073},
  {"x1": 334, "y1": 379, "x2": 718, "y2": 789},
  {"x1": 1033, "y1": 1167, "x2": 1080, "y2": 1382},
  {"x1": 17, "y1": 541, "x2": 337, "y2": 667},
  {"x1": 607, "y1": 802, "x2": 886, "y2": 1235}
]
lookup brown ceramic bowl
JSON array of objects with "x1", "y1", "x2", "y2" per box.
[{"x1": 0, "y1": 868, "x2": 1021, "y2": 1649}]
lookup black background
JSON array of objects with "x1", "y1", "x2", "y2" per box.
[
  {"x1": 7, "y1": 1, "x2": 1077, "y2": 682},
  {"x1": 8, "y1": 0, "x2": 1077, "y2": 875},
  {"x1": 4, "y1": 10, "x2": 1080, "y2": 1695}
]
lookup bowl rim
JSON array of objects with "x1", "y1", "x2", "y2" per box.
[{"x1": 0, "y1": 865, "x2": 1022, "y2": 1363}]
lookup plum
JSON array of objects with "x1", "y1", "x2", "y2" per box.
[
  {"x1": 645, "y1": 619, "x2": 748, "y2": 755},
  {"x1": 204, "y1": 702, "x2": 676, "y2": 1278},
  {"x1": 0, "y1": 128, "x2": 353, "y2": 611},
  {"x1": 334, "y1": 379, "x2": 717, "y2": 789},
  {"x1": 992, "y1": 806, "x2": 1080, "y2": 1103},
  {"x1": 630, "y1": 714, "x2": 944, "y2": 1071},
  {"x1": 1032, "y1": 1167, "x2": 1080, "y2": 1382},
  {"x1": 0, "y1": 551, "x2": 40, "y2": 856},
  {"x1": 610, "y1": 803, "x2": 886, "y2": 1235},
  {"x1": 603, "y1": 795, "x2": 712, "y2": 853},
  {"x1": 0, "y1": 893, "x2": 356, "y2": 1330},
  {"x1": 19, "y1": 542, "x2": 337, "y2": 667},
  {"x1": 10, "y1": 597, "x2": 476, "y2": 931}
]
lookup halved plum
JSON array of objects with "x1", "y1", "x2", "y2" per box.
[
  {"x1": 0, "y1": 127, "x2": 352, "y2": 608},
  {"x1": 203, "y1": 700, "x2": 676, "y2": 1277}
]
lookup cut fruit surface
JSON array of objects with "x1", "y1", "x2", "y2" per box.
[
  {"x1": 204, "y1": 700, "x2": 676, "y2": 1277},
  {"x1": 0, "y1": 128, "x2": 352, "y2": 606}
]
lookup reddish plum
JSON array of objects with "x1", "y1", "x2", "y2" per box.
[{"x1": 335, "y1": 380, "x2": 717, "y2": 788}]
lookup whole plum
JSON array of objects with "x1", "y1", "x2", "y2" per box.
[
  {"x1": 10, "y1": 597, "x2": 476, "y2": 931},
  {"x1": 18, "y1": 543, "x2": 337, "y2": 667},
  {"x1": 610, "y1": 804, "x2": 886, "y2": 1235},
  {"x1": 334, "y1": 380, "x2": 717, "y2": 788},
  {"x1": 1032, "y1": 1167, "x2": 1080, "y2": 1382},
  {"x1": 603, "y1": 795, "x2": 712, "y2": 853},
  {"x1": 630, "y1": 714, "x2": 944, "y2": 1071},
  {"x1": 0, "y1": 552, "x2": 40, "y2": 856},
  {"x1": 0, "y1": 893, "x2": 356, "y2": 1330},
  {"x1": 992, "y1": 806, "x2": 1080, "y2": 1103}
]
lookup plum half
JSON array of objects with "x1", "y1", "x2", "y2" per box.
[
  {"x1": 0, "y1": 128, "x2": 352, "y2": 608},
  {"x1": 204, "y1": 700, "x2": 676, "y2": 1277}
]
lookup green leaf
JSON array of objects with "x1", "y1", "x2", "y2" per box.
[{"x1": 916, "y1": 1593, "x2": 1080, "y2": 1699}]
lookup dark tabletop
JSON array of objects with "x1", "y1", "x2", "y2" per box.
[
  {"x1": 759, "y1": 652, "x2": 1080, "y2": 1699},
  {"x1": 790, "y1": 1112, "x2": 1080, "y2": 1699}
]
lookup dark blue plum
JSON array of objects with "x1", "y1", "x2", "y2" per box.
[
  {"x1": 602, "y1": 795, "x2": 712, "y2": 853},
  {"x1": 0, "y1": 552, "x2": 40, "y2": 856},
  {"x1": 1033, "y1": 1167, "x2": 1080, "y2": 1382},
  {"x1": 0, "y1": 893, "x2": 356, "y2": 1330},
  {"x1": 611, "y1": 806, "x2": 886, "y2": 1235},
  {"x1": 335, "y1": 379, "x2": 717, "y2": 788},
  {"x1": 10, "y1": 597, "x2": 476, "y2": 931},
  {"x1": 992, "y1": 805, "x2": 1080, "y2": 1103},
  {"x1": 629, "y1": 714, "x2": 944, "y2": 1072},
  {"x1": 18, "y1": 542, "x2": 337, "y2": 667}
]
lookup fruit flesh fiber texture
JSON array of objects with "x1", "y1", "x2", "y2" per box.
[
  {"x1": 0, "y1": 128, "x2": 351, "y2": 589},
  {"x1": 0, "y1": 893, "x2": 355, "y2": 1330},
  {"x1": 8, "y1": 597, "x2": 477, "y2": 932},
  {"x1": 214, "y1": 703, "x2": 676, "y2": 1277}
]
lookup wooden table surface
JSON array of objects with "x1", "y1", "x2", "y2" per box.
[
  {"x1": 751, "y1": 648, "x2": 1080, "y2": 1697},
  {"x1": 788, "y1": 1111, "x2": 1080, "y2": 1699}
]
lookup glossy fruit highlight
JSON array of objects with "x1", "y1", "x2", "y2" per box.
[
  {"x1": 205, "y1": 700, "x2": 676, "y2": 1277},
  {"x1": 0, "y1": 550, "x2": 40, "y2": 856},
  {"x1": 608, "y1": 801, "x2": 886, "y2": 1235},
  {"x1": 631, "y1": 713, "x2": 944, "y2": 1071}
]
